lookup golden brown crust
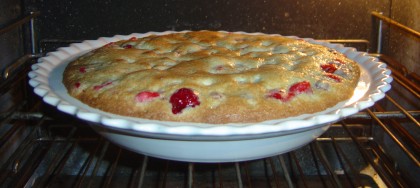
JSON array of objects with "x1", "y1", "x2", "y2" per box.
[{"x1": 63, "y1": 31, "x2": 360, "y2": 124}]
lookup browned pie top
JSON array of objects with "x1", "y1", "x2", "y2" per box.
[{"x1": 63, "y1": 31, "x2": 360, "y2": 124}]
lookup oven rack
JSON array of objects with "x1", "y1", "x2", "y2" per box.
[
  {"x1": 0, "y1": 76, "x2": 418, "y2": 187},
  {"x1": 1, "y1": 11, "x2": 419, "y2": 187}
]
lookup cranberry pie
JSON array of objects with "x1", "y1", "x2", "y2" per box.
[{"x1": 63, "y1": 31, "x2": 360, "y2": 124}]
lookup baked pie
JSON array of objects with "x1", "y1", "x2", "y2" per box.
[{"x1": 63, "y1": 31, "x2": 360, "y2": 124}]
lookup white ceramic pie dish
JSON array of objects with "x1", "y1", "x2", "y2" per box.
[{"x1": 28, "y1": 31, "x2": 392, "y2": 162}]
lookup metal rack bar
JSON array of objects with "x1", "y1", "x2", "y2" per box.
[
  {"x1": 5, "y1": 110, "x2": 419, "y2": 122},
  {"x1": 385, "y1": 95, "x2": 420, "y2": 127},
  {"x1": 289, "y1": 151, "x2": 309, "y2": 188},
  {"x1": 267, "y1": 158, "x2": 281, "y2": 187},
  {"x1": 217, "y1": 163, "x2": 224, "y2": 188},
  {"x1": 371, "y1": 53, "x2": 420, "y2": 96},
  {"x1": 341, "y1": 121, "x2": 404, "y2": 188},
  {"x1": 160, "y1": 161, "x2": 169, "y2": 188},
  {"x1": 330, "y1": 137, "x2": 363, "y2": 187},
  {"x1": 103, "y1": 148, "x2": 122, "y2": 188},
  {"x1": 73, "y1": 139, "x2": 105, "y2": 187},
  {"x1": 0, "y1": 125, "x2": 39, "y2": 184},
  {"x1": 30, "y1": 14, "x2": 37, "y2": 54},
  {"x1": 309, "y1": 144, "x2": 329, "y2": 187},
  {"x1": 235, "y1": 163, "x2": 243, "y2": 188},
  {"x1": 374, "y1": 104, "x2": 420, "y2": 154},
  {"x1": 0, "y1": 100, "x2": 39, "y2": 146},
  {"x1": 369, "y1": 141, "x2": 409, "y2": 187},
  {"x1": 13, "y1": 141, "x2": 50, "y2": 187},
  {"x1": 188, "y1": 163, "x2": 194, "y2": 188},
  {"x1": 43, "y1": 137, "x2": 82, "y2": 187},
  {"x1": 0, "y1": 12, "x2": 40, "y2": 36},
  {"x1": 136, "y1": 156, "x2": 148, "y2": 188},
  {"x1": 366, "y1": 109, "x2": 419, "y2": 166},
  {"x1": 242, "y1": 162, "x2": 253, "y2": 188},
  {"x1": 316, "y1": 137, "x2": 370, "y2": 142},
  {"x1": 87, "y1": 140, "x2": 110, "y2": 188},
  {"x1": 323, "y1": 39, "x2": 370, "y2": 44},
  {"x1": 376, "y1": 12, "x2": 384, "y2": 54},
  {"x1": 372, "y1": 11, "x2": 420, "y2": 38},
  {"x1": 3, "y1": 54, "x2": 42, "y2": 80},
  {"x1": 331, "y1": 137, "x2": 370, "y2": 187},
  {"x1": 36, "y1": 127, "x2": 77, "y2": 186},
  {"x1": 354, "y1": 111, "x2": 420, "y2": 119},
  {"x1": 278, "y1": 155, "x2": 294, "y2": 188},
  {"x1": 392, "y1": 72, "x2": 420, "y2": 99},
  {"x1": 1, "y1": 11, "x2": 40, "y2": 82},
  {"x1": 312, "y1": 142, "x2": 343, "y2": 188}
]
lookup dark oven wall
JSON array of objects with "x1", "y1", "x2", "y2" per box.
[
  {"x1": 0, "y1": 0, "x2": 24, "y2": 72},
  {"x1": 19, "y1": 0, "x2": 419, "y2": 72},
  {"x1": 1, "y1": 0, "x2": 418, "y2": 71},
  {"x1": 22, "y1": 0, "x2": 420, "y2": 72},
  {"x1": 24, "y1": 0, "x2": 391, "y2": 44}
]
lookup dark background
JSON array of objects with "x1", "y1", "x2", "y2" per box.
[
  {"x1": 25, "y1": 0, "x2": 390, "y2": 40},
  {"x1": 1, "y1": 0, "x2": 419, "y2": 72}
]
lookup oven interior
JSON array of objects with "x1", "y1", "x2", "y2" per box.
[{"x1": 1, "y1": 0, "x2": 419, "y2": 187}]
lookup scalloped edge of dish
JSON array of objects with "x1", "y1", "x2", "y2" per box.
[{"x1": 28, "y1": 30, "x2": 392, "y2": 137}]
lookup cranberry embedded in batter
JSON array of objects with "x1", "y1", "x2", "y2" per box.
[
  {"x1": 79, "y1": 67, "x2": 86, "y2": 73},
  {"x1": 135, "y1": 91, "x2": 160, "y2": 102},
  {"x1": 123, "y1": 44, "x2": 133, "y2": 49},
  {"x1": 269, "y1": 81, "x2": 312, "y2": 102},
  {"x1": 93, "y1": 81, "x2": 113, "y2": 90},
  {"x1": 215, "y1": 65, "x2": 224, "y2": 71},
  {"x1": 104, "y1": 42, "x2": 115, "y2": 47},
  {"x1": 268, "y1": 90, "x2": 291, "y2": 102},
  {"x1": 289, "y1": 81, "x2": 312, "y2": 94},
  {"x1": 75, "y1": 82, "x2": 81, "y2": 88},
  {"x1": 326, "y1": 74, "x2": 342, "y2": 82},
  {"x1": 170, "y1": 88, "x2": 200, "y2": 114},
  {"x1": 321, "y1": 64, "x2": 337, "y2": 73}
]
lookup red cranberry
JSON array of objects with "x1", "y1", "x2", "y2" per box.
[
  {"x1": 93, "y1": 81, "x2": 112, "y2": 90},
  {"x1": 289, "y1": 81, "x2": 312, "y2": 94},
  {"x1": 321, "y1": 64, "x2": 337, "y2": 73},
  {"x1": 169, "y1": 88, "x2": 200, "y2": 114},
  {"x1": 326, "y1": 74, "x2": 342, "y2": 82},
  {"x1": 79, "y1": 67, "x2": 86, "y2": 73},
  {"x1": 135, "y1": 91, "x2": 160, "y2": 102}
]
